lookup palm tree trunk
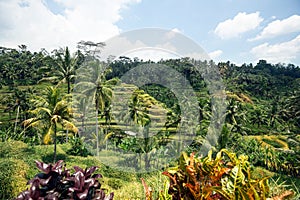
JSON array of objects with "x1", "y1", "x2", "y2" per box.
[
  {"x1": 66, "y1": 82, "x2": 71, "y2": 142},
  {"x1": 145, "y1": 152, "x2": 150, "y2": 171},
  {"x1": 105, "y1": 124, "x2": 108, "y2": 150},
  {"x1": 67, "y1": 79, "x2": 71, "y2": 94},
  {"x1": 53, "y1": 123, "x2": 57, "y2": 163},
  {"x1": 144, "y1": 126, "x2": 150, "y2": 170},
  {"x1": 96, "y1": 107, "x2": 99, "y2": 157}
]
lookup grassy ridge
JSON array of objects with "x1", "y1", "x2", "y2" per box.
[
  {"x1": 0, "y1": 140, "x2": 171, "y2": 199},
  {"x1": 1, "y1": 140, "x2": 299, "y2": 199}
]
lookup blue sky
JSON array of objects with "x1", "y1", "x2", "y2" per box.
[{"x1": 0, "y1": 0, "x2": 300, "y2": 65}]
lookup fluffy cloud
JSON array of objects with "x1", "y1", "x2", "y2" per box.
[
  {"x1": 100, "y1": 34, "x2": 179, "y2": 61},
  {"x1": 125, "y1": 49, "x2": 179, "y2": 61},
  {"x1": 208, "y1": 50, "x2": 223, "y2": 60},
  {"x1": 250, "y1": 34, "x2": 300, "y2": 64},
  {"x1": 0, "y1": 0, "x2": 141, "y2": 52},
  {"x1": 101, "y1": 36, "x2": 146, "y2": 60},
  {"x1": 214, "y1": 12, "x2": 263, "y2": 39},
  {"x1": 164, "y1": 28, "x2": 183, "y2": 40},
  {"x1": 251, "y1": 15, "x2": 300, "y2": 40}
]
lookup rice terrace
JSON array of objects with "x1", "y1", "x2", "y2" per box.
[{"x1": 0, "y1": 0, "x2": 300, "y2": 199}]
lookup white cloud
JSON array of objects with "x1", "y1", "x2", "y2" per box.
[
  {"x1": 125, "y1": 49, "x2": 179, "y2": 61},
  {"x1": 214, "y1": 12, "x2": 263, "y2": 39},
  {"x1": 208, "y1": 50, "x2": 223, "y2": 60},
  {"x1": 251, "y1": 15, "x2": 300, "y2": 40},
  {"x1": 250, "y1": 34, "x2": 300, "y2": 64},
  {"x1": 101, "y1": 36, "x2": 146, "y2": 60},
  {"x1": 0, "y1": 0, "x2": 141, "y2": 52},
  {"x1": 182, "y1": 52, "x2": 210, "y2": 60},
  {"x1": 164, "y1": 28, "x2": 183, "y2": 40},
  {"x1": 101, "y1": 35, "x2": 179, "y2": 61}
]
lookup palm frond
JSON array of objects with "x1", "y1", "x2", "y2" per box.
[{"x1": 43, "y1": 125, "x2": 53, "y2": 144}]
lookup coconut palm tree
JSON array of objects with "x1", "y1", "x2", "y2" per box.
[
  {"x1": 120, "y1": 90, "x2": 155, "y2": 170},
  {"x1": 23, "y1": 86, "x2": 78, "y2": 162},
  {"x1": 40, "y1": 47, "x2": 82, "y2": 94},
  {"x1": 127, "y1": 90, "x2": 151, "y2": 126},
  {"x1": 75, "y1": 60, "x2": 118, "y2": 156}
]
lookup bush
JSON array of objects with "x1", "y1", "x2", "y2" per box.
[
  {"x1": 231, "y1": 137, "x2": 300, "y2": 176},
  {"x1": 143, "y1": 149, "x2": 271, "y2": 200},
  {"x1": 107, "y1": 178, "x2": 123, "y2": 190},
  {"x1": 16, "y1": 160, "x2": 114, "y2": 200},
  {"x1": 0, "y1": 158, "x2": 29, "y2": 199},
  {"x1": 0, "y1": 140, "x2": 28, "y2": 159},
  {"x1": 67, "y1": 136, "x2": 92, "y2": 157}
]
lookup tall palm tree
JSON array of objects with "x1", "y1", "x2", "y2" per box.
[
  {"x1": 121, "y1": 90, "x2": 154, "y2": 170},
  {"x1": 100, "y1": 103, "x2": 113, "y2": 150},
  {"x1": 23, "y1": 86, "x2": 78, "y2": 162},
  {"x1": 127, "y1": 90, "x2": 151, "y2": 126},
  {"x1": 40, "y1": 47, "x2": 81, "y2": 94},
  {"x1": 39, "y1": 47, "x2": 82, "y2": 142},
  {"x1": 75, "y1": 60, "x2": 118, "y2": 156},
  {"x1": 73, "y1": 93, "x2": 90, "y2": 135}
]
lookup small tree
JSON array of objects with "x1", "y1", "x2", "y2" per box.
[
  {"x1": 39, "y1": 47, "x2": 82, "y2": 94},
  {"x1": 75, "y1": 60, "x2": 118, "y2": 156},
  {"x1": 23, "y1": 86, "x2": 78, "y2": 162}
]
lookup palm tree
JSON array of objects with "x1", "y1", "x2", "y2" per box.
[
  {"x1": 23, "y1": 86, "x2": 78, "y2": 162},
  {"x1": 75, "y1": 60, "x2": 118, "y2": 156},
  {"x1": 40, "y1": 47, "x2": 81, "y2": 94},
  {"x1": 39, "y1": 47, "x2": 82, "y2": 142},
  {"x1": 127, "y1": 90, "x2": 151, "y2": 126},
  {"x1": 100, "y1": 103, "x2": 113, "y2": 150},
  {"x1": 120, "y1": 90, "x2": 155, "y2": 170},
  {"x1": 73, "y1": 93, "x2": 90, "y2": 136}
]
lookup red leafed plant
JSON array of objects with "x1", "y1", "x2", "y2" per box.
[
  {"x1": 15, "y1": 160, "x2": 114, "y2": 200},
  {"x1": 160, "y1": 149, "x2": 271, "y2": 200}
]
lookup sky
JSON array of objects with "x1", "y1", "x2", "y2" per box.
[{"x1": 0, "y1": 0, "x2": 300, "y2": 66}]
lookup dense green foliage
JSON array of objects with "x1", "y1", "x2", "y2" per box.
[
  {"x1": 0, "y1": 44, "x2": 299, "y2": 198},
  {"x1": 67, "y1": 136, "x2": 92, "y2": 157},
  {"x1": 0, "y1": 158, "x2": 29, "y2": 199},
  {"x1": 0, "y1": 141, "x2": 145, "y2": 199},
  {"x1": 143, "y1": 149, "x2": 271, "y2": 200}
]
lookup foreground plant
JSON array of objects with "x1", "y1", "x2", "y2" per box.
[
  {"x1": 16, "y1": 160, "x2": 114, "y2": 200},
  {"x1": 163, "y1": 149, "x2": 270, "y2": 200},
  {"x1": 143, "y1": 149, "x2": 275, "y2": 200}
]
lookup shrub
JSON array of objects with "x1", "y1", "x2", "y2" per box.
[
  {"x1": 144, "y1": 149, "x2": 271, "y2": 200},
  {"x1": 67, "y1": 136, "x2": 92, "y2": 157},
  {"x1": 16, "y1": 160, "x2": 114, "y2": 200},
  {"x1": 107, "y1": 178, "x2": 123, "y2": 190},
  {"x1": 0, "y1": 128, "x2": 23, "y2": 142},
  {"x1": 0, "y1": 158, "x2": 29, "y2": 199},
  {"x1": 231, "y1": 137, "x2": 300, "y2": 177},
  {"x1": 0, "y1": 140, "x2": 28, "y2": 159}
]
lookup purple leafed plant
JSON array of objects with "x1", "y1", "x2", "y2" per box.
[{"x1": 16, "y1": 160, "x2": 114, "y2": 200}]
